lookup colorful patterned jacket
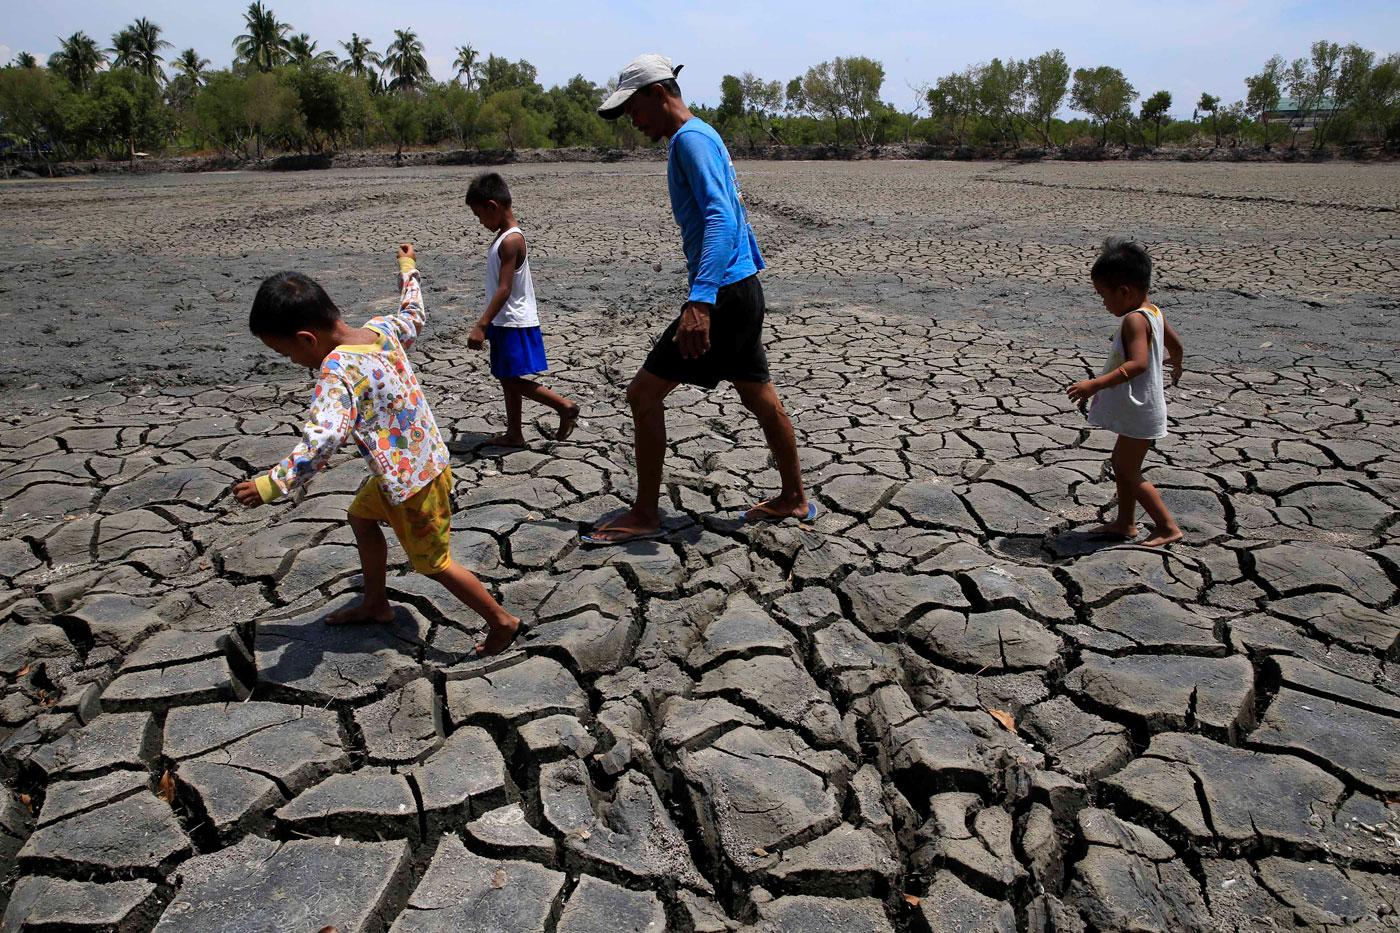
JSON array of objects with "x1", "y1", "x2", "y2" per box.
[{"x1": 254, "y1": 258, "x2": 449, "y2": 505}]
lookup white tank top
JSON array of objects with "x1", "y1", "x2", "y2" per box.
[
  {"x1": 1087, "y1": 304, "x2": 1168, "y2": 440},
  {"x1": 484, "y1": 227, "x2": 539, "y2": 328}
]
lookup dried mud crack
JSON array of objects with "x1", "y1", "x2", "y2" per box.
[{"x1": 0, "y1": 160, "x2": 1398, "y2": 930}]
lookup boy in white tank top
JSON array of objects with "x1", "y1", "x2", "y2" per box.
[
  {"x1": 1067, "y1": 237, "x2": 1186, "y2": 548},
  {"x1": 465, "y1": 172, "x2": 580, "y2": 447}
]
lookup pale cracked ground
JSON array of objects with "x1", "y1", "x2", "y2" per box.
[{"x1": 0, "y1": 160, "x2": 1397, "y2": 932}]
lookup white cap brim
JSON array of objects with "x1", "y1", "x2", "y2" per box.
[
  {"x1": 598, "y1": 61, "x2": 683, "y2": 119},
  {"x1": 597, "y1": 86, "x2": 635, "y2": 120}
]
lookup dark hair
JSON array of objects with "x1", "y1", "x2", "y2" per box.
[
  {"x1": 1090, "y1": 236, "x2": 1151, "y2": 291},
  {"x1": 655, "y1": 78, "x2": 682, "y2": 98},
  {"x1": 248, "y1": 272, "x2": 341, "y2": 336},
  {"x1": 466, "y1": 171, "x2": 512, "y2": 207}
]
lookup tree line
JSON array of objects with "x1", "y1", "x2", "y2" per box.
[{"x1": 1, "y1": 3, "x2": 1396, "y2": 169}]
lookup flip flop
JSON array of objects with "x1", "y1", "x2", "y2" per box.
[
  {"x1": 741, "y1": 501, "x2": 820, "y2": 525},
  {"x1": 578, "y1": 524, "x2": 665, "y2": 547},
  {"x1": 474, "y1": 619, "x2": 531, "y2": 658}
]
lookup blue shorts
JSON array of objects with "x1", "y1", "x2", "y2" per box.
[{"x1": 487, "y1": 325, "x2": 548, "y2": 379}]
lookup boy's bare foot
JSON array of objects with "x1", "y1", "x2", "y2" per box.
[
  {"x1": 485, "y1": 433, "x2": 527, "y2": 449},
  {"x1": 556, "y1": 405, "x2": 581, "y2": 442},
  {"x1": 1141, "y1": 526, "x2": 1184, "y2": 548},
  {"x1": 1084, "y1": 523, "x2": 1138, "y2": 540},
  {"x1": 475, "y1": 614, "x2": 523, "y2": 657},
  {"x1": 324, "y1": 601, "x2": 395, "y2": 625}
]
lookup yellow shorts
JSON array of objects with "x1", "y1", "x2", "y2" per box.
[{"x1": 347, "y1": 468, "x2": 453, "y2": 575}]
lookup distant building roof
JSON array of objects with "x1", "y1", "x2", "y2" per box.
[{"x1": 1269, "y1": 97, "x2": 1338, "y2": 113}]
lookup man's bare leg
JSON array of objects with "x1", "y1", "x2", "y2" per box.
[
  {"x1": 426, "y1": 560, "x2": 522, "y2": 656},
  {"x1": 586, "y1": 369, "x2": 678, "y2": 542},
  {"x1": 326, "y1": 515, "x2": 395, "y2": 624},
  {"x1": 735, "y1": 380, "x2": 808, "y2": 520}
]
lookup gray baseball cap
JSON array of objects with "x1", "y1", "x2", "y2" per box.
[{"x1": 597, "y1": 53, "x2": 684, "y2": 120}]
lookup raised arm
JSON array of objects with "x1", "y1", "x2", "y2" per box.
[
  {"x1": 374, "y1": 244, "x2": 427, "y2": 350},
  {"x1": 240, "y1": 372, "x2": 357, "y2": 505}
]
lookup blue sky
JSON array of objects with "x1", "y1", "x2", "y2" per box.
[{"x1": 2, "y1": 0, "x2": 1397, "y2": 117}]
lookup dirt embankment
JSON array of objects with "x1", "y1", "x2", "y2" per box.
[{"x1": 7, "y1": 139, "x2": 1392, "y2": 179}]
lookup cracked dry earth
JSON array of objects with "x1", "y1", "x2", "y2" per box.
[{"x1": 0, "y1": 159, "x2": 1399, "y2": 933}]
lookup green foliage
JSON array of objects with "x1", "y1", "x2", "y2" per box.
[
  {"x1": 338, "y1": 34, "x2": 381, "y2": 81},
  {"x1": 1140, "y1": 90, "x2": 1172, "y2": 146},
  {"x1": 453, "y1": 45, "x2": 479, "y2": 88},
  {"x1": 479, "y1": 88, "x2": 551, "y2": 150},
  {"x1": 5, "y1": 20, "x2": 1398, "y2": 165},
  {"x1": 50, "y1": 32, "x2": 107, "y2": 91},
  {"x1": 385, "y1": 29, "x2": 429, "y2": 91},
  {"x1": 476, "y1": 55, "x2": 543, "y2": 102},
  {"x1": 546, "y1": 76, "x2": 610, "y2": 147},
  {"x1": 288, "y1": 33, "x2": 337, "y2": 68},
  {"x1": 376, "y1": 92, "x2": 420, "y2": 157},
  {"x1": 91, "y1": 68, "x2": 171, "y2": 162},
  {"x1": 192, "y1": 70, "x2": 251, "y2": 154},
  {"x1": 1025, "y1": 50, "x2": 1070, "y2": 145},
  {"x1": 288, "y1": 66, "x2": 347, "y2": 150},
  {"x1": 1245, "y1": 56, "x2": 1284, "y2": 149},
  {"x1": 927, "y1": 68, "x2": 979, "y2": 145},
  {"x1": 796, "y1": 56, "x2": 885, "y2": 144},
  {"x1": 234, "y1": 2, "x2": 290, "y2": 73},
  {"x1": 1072, "y1": 66, "x2": 1137, "y2": 144},
  {"x1": 0, "y1": 66, "x2": 73, "y2": 163}
]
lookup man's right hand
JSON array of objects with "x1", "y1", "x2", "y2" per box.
[
  {"x1": 468, "y1": 324, "x2": 487, "y2": 350},
  {"x1": 674, "y1": 301, "x2": 712, "y2": 359}
]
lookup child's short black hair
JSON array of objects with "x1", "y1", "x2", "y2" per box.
[
  {"x1": 248, "y1": 272, "x2": 341, "y2": 336},
  {"x1": 1091, "y1": 236, "x2": 1152, "y2": 291},
  {"x1": 466, "y1": 172, "x2": 511, "y2": 207}
]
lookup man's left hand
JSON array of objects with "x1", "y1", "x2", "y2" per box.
[{"x1": 674, "y1": 302, "x2": 712, "y2": 359}]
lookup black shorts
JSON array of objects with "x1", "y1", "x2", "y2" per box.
[{"x1": 643, "y1": 275, "x2": 770, "y2": 390}]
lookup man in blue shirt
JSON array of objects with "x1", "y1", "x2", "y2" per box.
[{"x1": 583, "y1": 54, "x2": 813, "y2": 545}]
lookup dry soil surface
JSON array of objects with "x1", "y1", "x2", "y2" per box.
[{"x1": 0, "y1": 160, "x2": 1397, "y2": 932}]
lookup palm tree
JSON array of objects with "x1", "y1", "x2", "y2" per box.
[
  {"x1": 110, "y1": 28, "x2": 139, "y2": 71},
  {"x1": 13, "y1": 52, "x2": 38, "y2": 69},
  {"x1": 52, "y1": 31, "x2": 107, "y2": 90},
  {"x1": 452, "y1": 44, "x2": 478, "y2": 88},
  {"x1": 338, "y1": 33, "x2": 381, "y2": 79},
  {"x1": 384, "y1": 28, "x2": 429, "y2": 91},
  {"x1": 125, "y1": 17, "x2": 172, "y2": 81},
  {"x1": 233, "y1": 1, "x2": 290, "y2": 72},
  {"x1": 287, "y1": 33, "x2": 336, "y2": 67},
  {"x1": 172, "y1": 48, "x2": 210, "y2": 86}
]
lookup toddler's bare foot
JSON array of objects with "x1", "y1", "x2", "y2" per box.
[
  {"x1": 475, "y1": 614, "x2": 523, "y2": 657},
  {"x1": 1141, "y1": 526, "x2": 1183, "y2": 548},
  {"x1": 324, "y1": 601, "x2": 394, "y2": 625},
  {"x1": 556, "y1": 404, "x2": 581, "y2": 441},
  {"x1": 485, "y1": 432, "x2": 527, "y2": 449},
  {"x1": 1084, "y1": 523, "x2": 1138, "y2": 540}
]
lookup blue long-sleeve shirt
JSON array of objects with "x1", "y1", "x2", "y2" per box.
[{"x1": 667, "y1": 117, "x2": 764, "y2": 304}]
